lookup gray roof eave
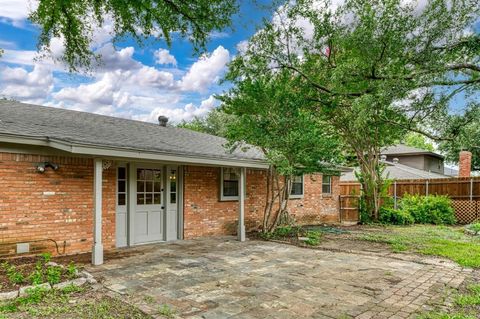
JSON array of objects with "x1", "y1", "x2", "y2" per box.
[{"x1": 0, "y1": 132, "x2": 269, "y2": 169}]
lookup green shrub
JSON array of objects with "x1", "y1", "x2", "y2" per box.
[
  {"x1": 66, "y1": 262, "x2": 78, "y2": 279},
  {"x1": 304, "y1": 231, "x2": 322, "y2": 246},
  {"x1": 466, "y1": 222, "x2": 480, "y2": 235},
  {"x1": 379, "y1": 207, "x2": 414, "y2": 225},
  {"x1": 399, "y1": 194, "x2": 456, "y2": 225},
  {"x1": 5, "y1": 264, "x2": 25, "y2": 285},
  {"x1": 45, "y1": 266, "x2": 62, "y2": 285}
]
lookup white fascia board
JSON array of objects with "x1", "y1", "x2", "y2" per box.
[{"x1": 0, "y1": 133, "x2": 268, "y2": 169}]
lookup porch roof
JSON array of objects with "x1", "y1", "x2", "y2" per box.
[{"x1": 0, "y1": 101, "x2": 267, "y2": 168}]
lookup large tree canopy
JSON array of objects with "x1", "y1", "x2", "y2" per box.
[
  {"x1": 29, "y1": 0, "x2": 238, "y2": 71},
  {"x1": 220, "y1": 70, "x2": 342, "y2": 231},
  {"x1": 176, "y1": 109, "x2": 233, "y2": 138},
  {"x1": 225, "y1": 0, "x2": 480, "y2": 219},
  {"x1": 437, "y1": 107, "x2": 480, "y2": 171}
]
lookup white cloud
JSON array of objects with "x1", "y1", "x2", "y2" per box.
[
  {"x1": 179, "y1": 46, "x2": 230, "y2": 92},
  {"x1": 135, "y1": 95, "x2": 218, "y2": 123},
  {"x1": 0, "y1": 0, "x2": 37, "y2": 27},
  {"x1": 96, "y1": 44, "x2": 141, "y2": 71},
  {"x1": 154, "y1": 48, "x2": 177, "y2": 66},
  {"x1": 0, "y1": 64, "x2": 53, "y2": 103}
]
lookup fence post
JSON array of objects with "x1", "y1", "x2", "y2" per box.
[
  {"x1": 339, "y1": 195, "x2": 342, "y2": 223},
  {"x1": 470, "y1": 178, "x2": 473, "y2": 201},
  {"x1": 426, "y1": 180, "x2": 429, "y2": 196},
  {"x1": 394, "y1": 181, "x2": 397, "y2": 210}
]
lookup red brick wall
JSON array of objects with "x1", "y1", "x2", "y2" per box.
[
  {"x1": 288, "y1": 173, "x2": 340, "y2": 224},
  {"x1": 183, "y1": 166, "x2": 340, "y2": 238},
  {"x1": 0, "y1": 153, "x2": 116, "y2": 256}
]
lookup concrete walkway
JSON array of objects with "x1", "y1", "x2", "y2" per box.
[{"x1": 87, "y1": 238, "x2": 473, "y2": 319}]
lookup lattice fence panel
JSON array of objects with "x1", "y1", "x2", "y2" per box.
[{"x1": 452, "y1": 200, "x2": 479, "y2": 224}]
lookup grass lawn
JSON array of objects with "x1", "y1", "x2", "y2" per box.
[
  {"x1": 418, "y1": 283, "x2": 480, "y2": 319},
  {"x1": 0, "y1": 285, "x2": 152, "y2": 319},
  {"x1": 353, "y1": 225, "x2": 480, "y2": 268}
]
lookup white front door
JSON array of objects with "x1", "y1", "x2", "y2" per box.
[{"x1": 134, "y1": 167, "x2": 164, "y2": 244}]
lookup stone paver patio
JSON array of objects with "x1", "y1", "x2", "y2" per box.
[{"x1": 87, "y1": 238, "x2": 473, "y2": 319}]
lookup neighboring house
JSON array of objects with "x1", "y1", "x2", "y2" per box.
[
  {"x1": 0, "y1": 101, "x2": 340, "y2": 264},
  {"x1": 381, "y1": 144, "x2": 445, "y2": 174},
  {"x1": 341, "y1": 160, "x2": 449, "y2": 182}
]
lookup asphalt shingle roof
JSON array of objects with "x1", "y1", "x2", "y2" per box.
[
  {"x1": 341, "y1": 161, "x2": 449, "y2": 181},
  {"x1": 0, "y1": 100, "x2": 264, "y2": 162},
  {"x1": 381, "y1": 144, "x2": 443, "y2": 158}
]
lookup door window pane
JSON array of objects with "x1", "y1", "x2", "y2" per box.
[
  {"x1": 137, "y1": 193, "x2": 145, "y2": 205},
  {"x1": 117, "y1": 167, "x2": 127, "y2": 206},
  {"x1": 146, "y1": 181, "x2": 153, "y2": 192},
  {"x1": 118, "y1": 193, "x2": 126, "y2": 206},
  {"x1": 145, "y1": 193, "x2": 153, "y2": 204},
  {"x1": 137, "y1": 168, "x2": 162, "y2": 206},
  {"x1": 169, "y1": 169, "x2": 177, "y2": 204},
  {"x1": 118, "y1": 167, "x2": 126, "y2": 180}
]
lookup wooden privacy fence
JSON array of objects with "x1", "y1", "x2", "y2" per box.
[{"x1": 339, "y1": 177, "x2": 480, "y2": 224}]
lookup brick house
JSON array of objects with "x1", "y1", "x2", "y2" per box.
[{"x1": 0, "y1": 101, "x2": 340, "y2": 265}]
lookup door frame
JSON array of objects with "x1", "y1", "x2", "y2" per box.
[{"x1": 116, "y1": 162, "x2": 183, "y2": 247}]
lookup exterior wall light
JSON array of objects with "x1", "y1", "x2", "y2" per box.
[{"x1": 36, "y1": 162, "x2": 59, "y2": 173}]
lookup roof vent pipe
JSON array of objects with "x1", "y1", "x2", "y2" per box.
[{"x1": 158, "y1": 115, "x2": 169, "y2": 127}]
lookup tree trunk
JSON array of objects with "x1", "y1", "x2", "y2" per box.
[
  {"x1": 357, "y1": 151, "x2": 383, "y2": 221},
  {"x1": 262, "y1": 169, "x2": 292, "y2": 232}
]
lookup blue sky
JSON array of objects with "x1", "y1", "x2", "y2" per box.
[{"x1": 0, "y1": 0, "x2": 273, "y2": 123}]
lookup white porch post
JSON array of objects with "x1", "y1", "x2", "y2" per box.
[
  {"x1": 92, "y1": 158, "x2": 104, "y2": 265},
  {"x1": 238, "y1": 167, "x2": 246, "y2": 241}
]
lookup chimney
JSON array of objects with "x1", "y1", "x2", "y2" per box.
[
  {"x1": 158, "y1": 115, "x2": 169, "y2": 127},
  {"x1": 459, "y1": 151, "x2": 472, "y2": 177}
]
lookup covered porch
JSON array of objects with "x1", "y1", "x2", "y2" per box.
[{"x1": 92, "y1": 158, "x2": 253, "y2": 265}]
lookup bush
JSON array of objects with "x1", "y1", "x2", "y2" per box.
[
  {"x1": 399, "y1": 194, "x2": 456, "y2": 225},
  {"x1": 303, "y1": 231, "x2": 322, "y2": 246},
  {"x1": 379, "y1": 207, "x2": 414, "y2": 225}
]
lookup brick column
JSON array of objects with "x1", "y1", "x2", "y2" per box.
[{"x1": 459, "y1": 151, "x2": 472, "y2": 177}]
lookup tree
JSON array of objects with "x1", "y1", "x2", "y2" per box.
[
  {"x1": 30, "y1": 0, "x2": 238, "y2": 72},
  {"x1": 220, "y1": 70, "x2": 342, "y2": 232},
  {"x1": 403, "y1": 133, "x2": 435, "y2": 152},
  {"x1": 226, "y1": 0, "x2": 480, "y2": 220},
  {"x1": 176, "y1": 109, "x2": 233, "y2": 137},
  {"x1": 437, "y1": 107, "x2": 480, "y2": 172}
]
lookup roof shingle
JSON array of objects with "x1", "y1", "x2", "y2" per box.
[{"x1": 0, "y1": 101, "x2": 264, "y2": 163}]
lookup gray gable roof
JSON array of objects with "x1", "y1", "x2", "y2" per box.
[
  {"x1": 341, "y1": 161, "x2": 448, "y2": 181},
  {"x1": 381, "y1": 144, "x2": 444, "y2": 159},
  {"x1": 0, "y1": 100, "x2": 265, "y2": 164}
]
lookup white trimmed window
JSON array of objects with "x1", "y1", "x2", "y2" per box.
[
  {"x1": 220, "y1": 167, "x2": 239, "y2": 200},
  {"x1": 322, "y1": 175, "x2": 332, "y2": 194},
  {"x1": 290, "y1": 175, "x2": 304, "y2": 198}
]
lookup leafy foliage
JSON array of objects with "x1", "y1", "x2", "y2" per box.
[
  {"x1": 30, "y1": 0, "x2": 238, "y2": 72},
  {"x1": 437, "y1": 108, "x2": 480, "y2": 172},
  {"x1": 226, "y1": 0, "x2": 480, "y2": 220},
  {"x1": 176, "y1": 108, "x2": 234, "y2": 137},
  {"x1": 221, "y1": 70, "x2": 342, "y2": 231},
  {"x1": 400, "y1": 194, "x2": 456, "y2": 225},
  {"x1": 379, "y1": 207, "x2": 415, "y2": 225},
  {"x1": 403, "y1": 133, "x2": 435, "y2": 152}
]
